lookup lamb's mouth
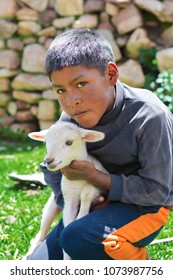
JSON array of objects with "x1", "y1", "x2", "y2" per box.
[{"x1": 47, "y1": 160, "x2": 62, "y2": 171}]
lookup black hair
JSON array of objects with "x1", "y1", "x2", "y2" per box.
[{"x1": 45, "y1": 28, "x2": 115, "y2": 76}]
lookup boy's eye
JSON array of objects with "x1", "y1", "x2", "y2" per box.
[
  {"x1": 65, "y1": 140, "x2": 73, "y2": 146},
  {"x1": 53, "y1": 87, "x2": 65, "y2": 94},
  {"x1": 77, "y1": 82, "x2": 87, "y2": 88}
]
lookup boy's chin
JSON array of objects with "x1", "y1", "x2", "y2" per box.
[{"x1": 75, "y1": 118, "x2": 99, "y2": 128}]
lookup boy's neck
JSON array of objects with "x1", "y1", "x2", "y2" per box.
[{"x1": 107, "y1": 86, "x2": 116, "y2": 113}]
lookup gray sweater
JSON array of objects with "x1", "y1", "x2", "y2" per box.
[{"x1": 40, "y1": 80, "x2": 173, "y2": 208}]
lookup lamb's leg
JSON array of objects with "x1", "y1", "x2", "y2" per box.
[
  {"x1": 63, "y1": 250, "x2": 71, "y2": 260},
  {"x1": 24, "y1": 193, "x2": 61, "y2": 259},
  {"x1": 76, "y1": 187, "x2": 99, "y2": 220},
  {"x1": 62, "y1": 196, "x2": 80, "y2": 260},
  {"x1": 62, "y1": 196, "x2": 79, "y2": 227},
  {"x1": 38, "y1": 193, "x2": 61, "y2": 240}
]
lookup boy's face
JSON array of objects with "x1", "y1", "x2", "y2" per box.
[{"x1": 51, "y1": 64, "x2": 118, "y2": 128}]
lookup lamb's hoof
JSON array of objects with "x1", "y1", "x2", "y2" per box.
[{"x1": 63, "y1": 251, "x2": 71, "y2": 260}]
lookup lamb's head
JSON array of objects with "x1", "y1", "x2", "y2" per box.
[{"x1": 29, "y1": 122, "x2": 105, "y2": 171}]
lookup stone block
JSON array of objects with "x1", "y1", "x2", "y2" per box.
[
  {"x1": 54, "y1": 0, "x2": 84, "y2": 16},
  {"x1": 118, "y1": 59, "x2": 145, "y2": 87},
  {"x1": 0, "y1": 0, "x2": 16, "y2": 19},
  {"x1": 156, "y1": 48, "x2": 173, "y2": 72},
  {"x1": 22, "y1": 44, "x2": 47, "y2": 73},
  {"x1": 111, "y1": 4, "x2": 143, "y2": 34},
  {"x1": 0, "y1": 50, "x2": 20, "y2": 70},
  {"x1": 12, "y1": 74, "x2": 51, "y2": 91}
]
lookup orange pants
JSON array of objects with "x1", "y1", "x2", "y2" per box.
[{"x1": 103, "y1": 206, "x2": 170, "y2": 260}]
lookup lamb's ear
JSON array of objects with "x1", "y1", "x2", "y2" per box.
[
  {"x1": 28, "y1": 129, "x2": 48, "y2": 142},
  {"x1": 81, "y1": 129, "x2": 105, "y2": 142}
]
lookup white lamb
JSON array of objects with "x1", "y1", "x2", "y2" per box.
[{"x1": 25, "y1": 121, "x2": 107, "y2": 259}]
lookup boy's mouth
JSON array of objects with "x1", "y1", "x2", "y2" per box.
[{"x1": 74, "y1": 111, "x2": 87, "y2": 119}]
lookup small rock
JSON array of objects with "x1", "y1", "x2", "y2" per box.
[
  {"x1": 111, "y1": 4, "x2": 143, "y2": 34},
  {"x1": 156, "y1": 48, "x2": 173, "y2": 72},
  {"x1": 54, "y1": 0, "x2": 84, "y2": 16},
  {"x1": 73, "y1": 14, "x2": 98, "y2": 29},
  {"x1": 53, "y1": 16, "x2": 75, "y2": 29},
  {"x1": 118, "y1": 59, "x2": 145, "y2": 87}
]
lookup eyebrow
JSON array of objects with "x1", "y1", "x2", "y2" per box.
[{"x1": 52, "y1": 75, "x2": 87, "y2": 87}]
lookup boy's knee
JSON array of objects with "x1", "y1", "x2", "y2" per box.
[
  {"x1": 59, "y1": 220, "x2": 112, "y2": 260},
  {"x1": 60, "y1": 221, "x2": 84, "y2": 258}
]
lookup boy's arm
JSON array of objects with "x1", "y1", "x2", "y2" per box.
[{"x1": 108, "y1": 112, "x2": 173, "y2": 207}]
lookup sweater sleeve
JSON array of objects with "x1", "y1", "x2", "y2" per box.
[
  {"x1": 108, "y1": 111, "x2": 173, "y2": 206},
  {"x1": 40, "y1": 161, "x2": 64, "y2": 209}
]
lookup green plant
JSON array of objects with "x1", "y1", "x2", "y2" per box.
[
  {"x1": 0, "y1": 127, "x2": 29, "y2": 143},
  {"x1": 138, "y1": 48, "x2": 158, "y2": 76},
  {"x1": 138, "y1": 48, "x2": 159, "y2": 88},
  {"x1": 150, "y1": 70, "x2": 173, "y2": 112}
]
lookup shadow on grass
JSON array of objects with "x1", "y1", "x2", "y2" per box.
[{"x1": 12, "y1": 182, "x2": 45, "y2": 191}]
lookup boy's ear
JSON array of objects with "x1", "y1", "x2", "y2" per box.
[
  {"x1": 28, "y1": 130, "x2": 48, "y2": 142},
  {"x1": 106, "y1": 62, "x2": 119, "y2": 85}
]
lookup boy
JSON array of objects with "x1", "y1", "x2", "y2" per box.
[{"x1": 28, "y1": 28, "x2": 172, "y2": 260}]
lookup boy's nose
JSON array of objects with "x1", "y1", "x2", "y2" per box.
[{"x1": 67, "y1": 93, "x2": 81, "y2": 107}]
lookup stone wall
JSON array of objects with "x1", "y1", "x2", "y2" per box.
[{"x1": 0, "y1": 0, "x2": 173, "y2": 133}]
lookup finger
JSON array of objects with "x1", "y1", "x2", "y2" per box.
[
  {"x1": 70, "y1": 160, "x2": 79, "y2": 168},
  {"x1": 97, "y1": 195, "x2": 105, "y2": 203},
  {"x1": 60, "y1": 168, "x2": 64, "y2": 175},
  {"x1": 93, "y1": 195, "x2": 105, "y2": 205}
]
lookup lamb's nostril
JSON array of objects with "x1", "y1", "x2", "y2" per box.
[{"x1": 46, "y1": 158, "x2": 54, "y2": 165}]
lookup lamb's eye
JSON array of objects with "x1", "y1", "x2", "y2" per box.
[{"x1": 65, "y1": 140, "x2": 73, "y2": 146}]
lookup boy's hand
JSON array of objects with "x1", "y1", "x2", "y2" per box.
[
  {"x1": 91, "y1": 195, "x2": 110, "y2": 210},
  {"x1": 61, "y1": 160, "x2": 110, "y2": 210},
  {"x1": 60, "y1": 160, "x2": 111, "y2": 191},
  {"x1": 60, "y1": 160, "x2": 96, "y2": 181}
]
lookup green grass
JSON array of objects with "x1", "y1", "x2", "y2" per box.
[
  {"x1": 0, "y1": 133, "x2": 61, "y2": 260},
  {"x1": 0, "y1": 131, "x2": 173, "y2": 260}
]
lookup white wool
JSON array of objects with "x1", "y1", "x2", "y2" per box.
[{"x1": 25, "y1": 122, "x2": 107, "y2": 260}]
